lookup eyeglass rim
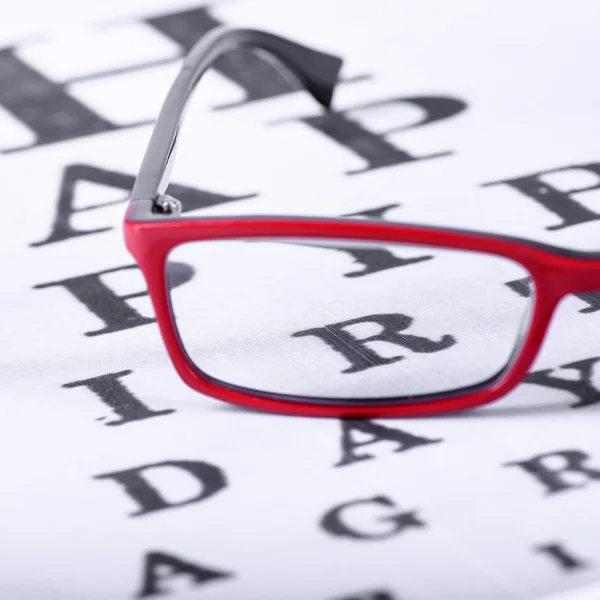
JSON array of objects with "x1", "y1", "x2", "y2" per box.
[{"x1": 125, "y1": 213, "x2": 600, "y2": 416}]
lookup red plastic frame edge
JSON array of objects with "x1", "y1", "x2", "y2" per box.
[{"x1": 124, "y1": 215, "x2": 600, "y2": 418}]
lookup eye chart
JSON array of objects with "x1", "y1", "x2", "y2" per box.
[{"x1": 3, "y1": 1, "x2": 600, "y2": 599}]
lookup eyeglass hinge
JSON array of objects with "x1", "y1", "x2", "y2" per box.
[{"x1": 152, "y1": 194, "x2": 182, "y2": 216}]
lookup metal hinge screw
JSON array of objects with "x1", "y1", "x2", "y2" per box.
[{"x1": 153, "y1": 194, "x2": 182, "y2": 215}]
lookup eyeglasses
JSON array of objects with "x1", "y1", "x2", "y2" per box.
[{"x1": 124, "y1": 25, "x2": 600, "y2": 418}]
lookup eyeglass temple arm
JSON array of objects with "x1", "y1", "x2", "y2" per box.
[{"x1": 130, "y1": 26, "x2": 344, "y2": 206}]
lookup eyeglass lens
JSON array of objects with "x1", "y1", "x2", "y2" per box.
[{"x1": 166, "y1": 239, "x2": 533, "y2": 403}]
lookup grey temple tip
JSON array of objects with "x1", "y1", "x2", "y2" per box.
[{"x1": 278, "y1": 36, "x2": 344, "y2": 109}]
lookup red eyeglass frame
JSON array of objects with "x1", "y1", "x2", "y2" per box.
[{"x1": 124, "y1": 26, "x2": 600, "y2": 418}]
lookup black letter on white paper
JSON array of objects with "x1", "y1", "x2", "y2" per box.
[
  {"x1": 63, "y1": 370, "x2": 175, "y2": 426},
  {"x1": 336, "y1": 420, "x2": 442, "y2": 467},
  {"x1": 293, "y1": 313, "x2": 456, "y2": 374},
  {"x1": 321, "y1": 495, "x2": 425, "y2": 540},
  {"x1": 505, "y1": 450, "x2": 600, "y2": 494},
  {"x1": 525, "y1": 357, "x2": 600, "y2": 408},
  {"x1": 0, "y1": 49, "x2": 117, "y2": 153},
  {"x1": 34, "y1": 262, "x2": 193, "y2": 337},
  {"x1": 137, "y1": 551, "x2": 231, "y2": 598},
  {"x1": 535, "y1": 542, "x2": 589, "y2": 572},
  {"x1": 31, "y1": 164, "x2": 255, "y2": 247},
  {"x1": 484, "y1": 163, "x2": 600, "y2": 231},
  {"x1": 94, "y1": 460, "x2": 226, "y2": 516},
  {"x1": 288, "y1": 96, "x2": 466, "y2": 175}
]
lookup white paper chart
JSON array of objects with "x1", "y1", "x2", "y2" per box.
[{"x1": 3, "y1": 1, "x2": 600, "y2": 599}]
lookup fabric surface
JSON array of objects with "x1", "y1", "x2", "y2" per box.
[{"x1": 3, "y1": 1, "x2": 600, "y2": 598}]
